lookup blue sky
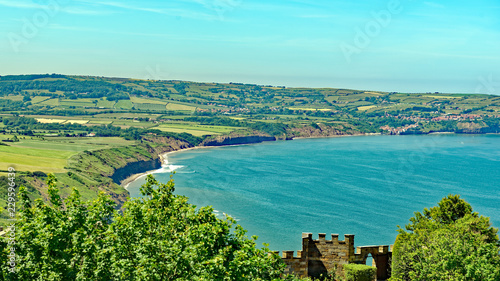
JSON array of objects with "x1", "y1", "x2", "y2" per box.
[{"x1": 1, "y1": 0, "x2": 499, "y2": 94}]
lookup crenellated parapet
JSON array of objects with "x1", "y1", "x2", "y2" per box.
[
  {"x1": 281, "y1": 250, "x2": 307, "y2": 277},
  {"x1": 281, "y1": 232, "x2": 393, "y2": 280}
]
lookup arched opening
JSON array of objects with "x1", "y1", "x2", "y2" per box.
[{"x1": 365, "y1": 253, "x2": 375, "y2": 267}]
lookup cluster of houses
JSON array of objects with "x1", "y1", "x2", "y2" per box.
[
  {"x1": 431, "y1": 114, "x2": 482, "y2": 121},
  {"x1": 380, "y1": 123, "x2": 419, "y2": 135},
  {"x1": 382, "y1": 113, "x2": 484, "y2": 122}
]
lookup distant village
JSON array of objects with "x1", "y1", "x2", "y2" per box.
[{"x1": 379, "y1": 113, "x2": 487, "y2": 135}]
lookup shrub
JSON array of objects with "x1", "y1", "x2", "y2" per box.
[
  {"x1": 343, "y1": 264, "x2": 376, "y2": 281},
  {"x1": 32, "y1": 171, "x2": 47, "y2": 178},
  {"x1": 390, "y1": 195, "x2": 500, "y2": 281},
  {"x1": 0, "y1": 174, "x2": 287, "y2": 280}
]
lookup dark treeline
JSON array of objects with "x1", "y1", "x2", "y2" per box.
[
  {"x1": 0, "y1": 74, "x2": 66, "y2": 81},
  {"x1": 0, "y1": 76, "x2": 153, "y2": 101}
]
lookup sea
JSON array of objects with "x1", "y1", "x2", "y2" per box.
[{"x1": 126, "y1": 134, "x2": 500, "y2": 252}]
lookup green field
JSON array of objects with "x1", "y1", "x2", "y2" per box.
[
  {"x1": 31, "y1": 96, "x2": 51, "y2": 104},
  {"x1": 155, "y1": 123, "x2": 239, "y2": 136},
  {"x1": 39, "y1": 98, "x2": 60, "y2": 106},
  {"x1": 115, "y1": 100, "x2": 134, "y2": 109},
  {"x1": 166, "y1": 102, "x2": 197, "y2": 111},
  {"x1": 154, "y1": 127, "x2": 213, "y2": 136},
  {"x1": 358, "y1": 105, "x2": 377, "y2": 111},
  {"x1": 0, "y1": 137, "x2": 136, "y2": 173},
  {"x1": 60, "y1": 99, "x2": 95, "y2": 107},
  {"x1": 130, "y1": 96, "x2": 166, "y2": 104},
  {"x1": 134, "y1": 103, "x2": 167, "y2": 111},
  {"x1": 36, "y1": 118, "x2": 66, "y2": 123},
  {"x1": 88, "y1": 120, "x2": 113, "y2": 125},
  {"x1": 97, "y1": 99, "x2": 116, "y2": 108},
  {"x1": 0, "y1": 152, "x2": 68, "y2": 173}
]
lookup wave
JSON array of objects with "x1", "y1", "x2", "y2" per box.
[
  {"x1": 212, "y1": 210, "x2": 240, "y2": 221},
  {"x1": 154, "y1": 156, "x2": 186, "y2": 174},
  {"x1": 152, "y1": 164, "x2": 184, "y2": 174}
]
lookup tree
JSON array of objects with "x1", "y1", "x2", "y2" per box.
[
  {"x1": 391, "y1": 195, "x2": 500, "y2": 281},
  {"x1": 1, "y1": 174, "x2": 288, "y2": 280}
]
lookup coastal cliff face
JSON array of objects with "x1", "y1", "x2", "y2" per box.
[
  {"x1": 110, "y1": 158, "x2": 162, "y2": 185},
  {"x1": 456, "y1": 121, "x2": 500, "y2": 134},
  {"x1": 61, "y1": 136, "x2": 192, "y2": 207},
  {"x1": 287, "y1": 124, "x2": 359, "y2": 138},
  {"x1": 200, "y1": 125, "x2": 360, "y2": 146},
  {"x1": 201, "y1": 135, "x2": 276, "y2": 146}
]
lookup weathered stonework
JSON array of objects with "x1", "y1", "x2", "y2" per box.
[{"x1": 280, "y1": 233, "x2": 392, "y2": 280}]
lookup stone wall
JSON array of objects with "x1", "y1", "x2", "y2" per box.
[{"x1": 280, "y1": 233, "x2": 392, "y2": 280}]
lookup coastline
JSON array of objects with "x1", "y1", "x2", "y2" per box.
[
  {"x1": 121, "y1": 146, "x2": 215, "y2": 189},
  {"x1": 120, "y1": 133, "x2": 372, "y2": 189},
  {"x1": 119, "y1": 131, "x2": 493, "y2": 190},
  {"x1": 292, "y1": 133, "x2": 377, "y2": 140}
]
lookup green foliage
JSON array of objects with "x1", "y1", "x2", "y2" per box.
[
  {"x1": 0, "y1": 174, "x2": 286, "y2": 280},
  {"x1": 32, "y1": 171, "x2": 48, "y2": 178},
  {"x1": 391, "y1": 195, "x2": 500, "y2": 281},
  {"x1": 183, "y1": 117, "x2": 287, "y2": 136},
  {"x1": 342, "y1": 264, "x2": 376, "y2": 281},
  {"x1": 310, "y1": 122, "x2": 320, "y2": 130},
  {"x1": 0, "y1": 175, "x2": 39, "y2": 203},
  {"x1": 421, "y1": 194, "x2": 473, "y2": 225},
  {"x1": 318, "y1": 268, "x2": 337, "y2": 281}
]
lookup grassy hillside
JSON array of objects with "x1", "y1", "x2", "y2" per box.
[{"x1": 0, "y1": 134, "x2": 193, "y2": 226}]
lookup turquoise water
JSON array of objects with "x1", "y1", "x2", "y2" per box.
[{"x1": 127, "y1": 135, "x2": 500, "y2": 251}]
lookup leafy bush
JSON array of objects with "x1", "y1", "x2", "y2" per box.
[
  {"x1": 343, "y1": 264, "x2": 376, "y2": 281},
  {"x1": 32, "y1": 171, "x2": 47, "y2": 178},
  {"x1": 0, "y1": 174, "x2": 286, "y2": 280},
  {"x1": 390, "y1": 195, "x2": 500, "y2": 281}
]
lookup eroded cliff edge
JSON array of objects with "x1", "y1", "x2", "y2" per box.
[{"x1": 201, "y1": 135, "x2": 277, "y2": 146}]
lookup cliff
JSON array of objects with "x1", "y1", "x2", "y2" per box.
[
  {"x1": 34, "y1": 136, "x2": 194, "y2": 207},
  {"x1": 287, "y1": 124, "x2": 359, "y2": 138},
  {"x1": 201, "y1": 135, "x2": 276, "y2": 146},
  {"x1": 110, "y1": 158, "x2": 162, "y2": 185}
]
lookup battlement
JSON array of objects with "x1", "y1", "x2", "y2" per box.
[
  {"x1": 302, "y1": 233, "x2": 355, "y2": 245},
  {"x1": 281, "y1": 232, "x2": 393, "y2": 280},
  {"x1": 281, "y1": 250, "x2": 302, "y2": 259}
]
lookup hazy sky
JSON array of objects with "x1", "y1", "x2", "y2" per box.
[{"x1": 1, "y1": 0, "x2": 499, "y2": 94}]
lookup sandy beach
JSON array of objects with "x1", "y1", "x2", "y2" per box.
[{"x1": 120, "y1": 146, "x2": 213, "y2": 189}]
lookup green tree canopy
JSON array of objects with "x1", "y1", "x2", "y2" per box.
[
  {"x1": 1, "y1": 174, "x2": 289, "y2": 281},
  {"x1": 391, "y1": 194, "x2": 500, "y2": 281}
]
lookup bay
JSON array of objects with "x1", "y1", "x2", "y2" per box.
[{"x1": 127, "y1": 134, "x2": 500, "y2": 252}]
